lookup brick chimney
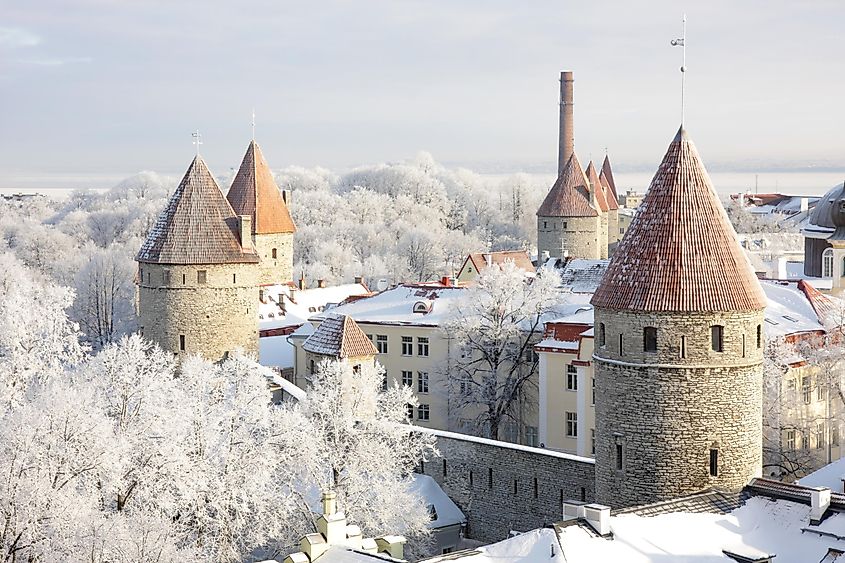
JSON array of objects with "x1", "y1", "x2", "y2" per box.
[
  {"x1": 238, "y1": 215, "x2": 252, "y2": 250},
  {"x1": 558, "y1": 71, "x2": 575, "y2": 176}
]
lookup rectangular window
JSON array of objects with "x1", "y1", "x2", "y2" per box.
[
  {"x1": 418, "y1": 404, "x2": 430, "y2": 421},
  {"x1": 401, "y1": 371, "x2": 413, "y2": 387},
  {"x1": 232, "y1": 273, "x2": 237, "y2": 284},
  {"x1": 376, "y1": 334, "x2": 388, "y2": 354},
  {"x1": 525, "y1": 426, "x2": 538, "y2": 447},
  {"x1": 566, "y1": 364, "x2": 578, "y2": 391},
  {"x1": 401, "y1": 336, "x2": 413, "y2": 356},
  {"x1": 271, "y1": 248, "x2": 277, "y2": 259},
  {"x1": 591, "y1": 429, "x2": 595, "y2": 455},
  {"x1": 817, "y1": 423, "x2": 825, "y2": 450},
  {"x1": 711, "y1": 325, "x2": 724, "y2": 352},
  {"x1": 197, "y1": 270, "x2": 207, "y2": 284},
  {"x1": 406, "y1": 404, "x2": 414, "y2": 419},
  {"x1": 709, "y1": 449, "x2": 719, "y2": 477},
  {"x1": 616, "y1": 443, "x2": 624, "y2": 470},
  {"x1": 786, "y1": 429, "x2": 796, "y2": 450},
  {"x1": 182, "y1": 273, "x2": 186, "y2": 284},
  {"x1": 488, "y1": 467, "x2": 493, "y2": 489},
  {"x1": 598, "y1": 323, "x2": 606, "y2": 348},
  {"x1": 417, "y1": 337, "x2": 429, "y2": 356},
  {"x1": 565, "y1": 412, "x2": 577, "y2": 437},
  {"x1": 802, "y1": 432, "x2": 810, "y2": 450},
  {"x1": 418, "y1": 372, "x2": 429, "y2": 393},
  {"x1": 802, "y1": 376, "x2": 812, "y2": 404},
  {"x1": 742, "y1": 334, "x2": 746, "y2": 358},
  {"x1": 591, "y1": 377, "x2": 595, "y2": 405},
  {"x1": 179, "y1": 334, "x2": 185, "y2": 351},
  {"x1": 643, "y1": 327, "x2": 657, "y2": 352},
  {"x1": 680, "y1": 335, "x2": 687, "y2": 359},
  {"x1": 163, "y1": 269, "x2": 171, "y2": 284},
  {"x1": 756, "y1": 324, "x2": 762, "y2": 348},
  {"x1": 619, "y1": 333, "x2": 624, "y2": 355}
]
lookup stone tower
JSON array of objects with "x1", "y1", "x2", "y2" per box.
[
  {"x1": 599, "y1": 167, "x2": 620, "y2": 248},
  {"x1": 537, "y1": 71, "x2": 606, "y2": 261},
  {"x1": 591, "y1": 126, "x2": 768, "y2": 508},
  {"x1": 227, "y1": 140, "x2": 296, "y2": 285},
  {"x1": 137, "y1": 155, "x2": 260, "y2": 361}
]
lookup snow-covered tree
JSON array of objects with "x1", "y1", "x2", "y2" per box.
[{"x1": 441, "y1": 261, "x2": 562, "y2": 441}]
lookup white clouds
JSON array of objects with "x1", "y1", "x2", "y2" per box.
[{"x1": 0, "y1": 27, "x2": 40, "y2": 48}]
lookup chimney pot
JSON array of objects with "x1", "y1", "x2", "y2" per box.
[
  {"x1": 354, "y1": 276, "x2": 363, "y2": 285},
  {"x1": 238, "y1": 215, "x2": 253, "y2": 250},
  {"x1": 322, "y1": 490, "x2": 337, "y2": 516},
  {"x1": 299, "y1": 277, "x2": 306, "y2": 290},
  {"x1": 317, "y1": 279, "x2": 326, "y2": 289},
  {"x1": 810, "y1": 486, "x2": 832, "y2": 524},
  {"x1": 441, "y1": 276, "x2": 451, "y2": 286}
]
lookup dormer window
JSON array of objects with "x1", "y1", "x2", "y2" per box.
[{"x1": 413, "y1": 301, "x2": 432, "y2": 314}]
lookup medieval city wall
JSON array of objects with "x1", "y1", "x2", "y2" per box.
[
  {"x1": 593, "y1": 308, "x2": 765, "y2": 508},
  {"x1": 419, "y1": 429, "x2": 595, "y2": 543},
  {"x1": 254, "y1": 232, "x2": 294, "y2": 285},
  {"x1": 537, "y1": 215, "x2": 601, "y2": 260},
  {"x1": 138, "y1": 262, "x2": 259, "y2": 361}
]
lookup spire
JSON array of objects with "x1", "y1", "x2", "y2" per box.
[
  {"x1": 600, "y1": 155, "x2": 619, "y2": 200},
  {"x1": 585, "y1": 161, "x2": 609, "y2": 213},
  {"x1": 537, "y1": 153, "x2": 597, "y2": 218},
  {"x1": 598, "y1": 170, "x2": 619, "y2": 211},
  {"x1": 227, "y1": 140, "x2": 296, "y2": 235},
  {"x1": 137, "y1": 156, "x2": 258, "y2": 265},
  {"x1": 591, "y1": 126, "x2": 766, "y2": 312}
]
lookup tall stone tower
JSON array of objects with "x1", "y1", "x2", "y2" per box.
[
  {"x1": 591, "y1": 126, "x2": 768, "y2": 508},
  {"x1": 137, "y1": 155, "x2": 260, "y2": 361},
  {"x1": 227, "y1": 140, "x2": 296, "y2": 285},
  {"x1": 537, "y1": 71, "x2": 605, "y2": 261},
  {"x1": 598, "y1": 166, "x2": 620, "y2": 248}
]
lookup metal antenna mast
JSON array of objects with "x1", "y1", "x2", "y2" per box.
[
  {"x1": 671, "y1": 14, "x2": 687, "y2": 125},
  {"x1": 192, "y1": 130, "x2": 203, "y2": 156}
]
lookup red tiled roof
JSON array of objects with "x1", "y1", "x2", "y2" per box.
[
  {"x1": 592, "y1": 127, "x2": 767, "y2": 312},
  {"x1": 599, "y1": 170, "x2": 619, "y2": 211},
  {"x1": 798, "y1": 279, "x2": 838, "y2": 326},
  {"x1": 544, "y1": 322, "x2": 593, "y2": 342},
  {"x1": 137, "y1": 156, "x2": 258, "y2": 265},
  {"x1": 601, "y1": 155, "x2": 618, "y2": 200},
  {"x1": 537, "y1": 153, "x2": 597, "y2": 218},
  {"x1": 302, "y1": 314, "x2": 378, "y2": 359},
  {"x1": 586, "y1": 161, "x2": 609, "y2": 213},
  {"x1": 467, "y1": 250, "x2": 534, "y2": 274},
  {"x1": 227, "y1": 141, "x2": 296, "y2": 235}
]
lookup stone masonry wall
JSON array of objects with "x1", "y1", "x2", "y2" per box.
[
  {"x1": 593, "y1": 308, "x2": 765, "y2": 508},
  {"x1": 138, "y1": 262, "x2": 259, "y2": 362},
  {"x1": 254, "y1": 232, "x2": 294, "y2": 285},
  {"x1": 537, "y1": 215, "x2": 600, "y2": 260},
  {"x1": 419, "y1": 430, "x2": 595, "y2": 543}
]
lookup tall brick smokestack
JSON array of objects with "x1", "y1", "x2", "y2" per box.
[{"x1": 558, "y1": 71, "x2": 574, "y2": 176}]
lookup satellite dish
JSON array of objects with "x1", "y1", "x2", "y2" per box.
[{"x1": 376, "y1": 279, "x2": 389, "y2": 291}]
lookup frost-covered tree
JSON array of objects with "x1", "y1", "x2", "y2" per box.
[{"x1": 441, "y1": 261, "x2": 562, "y2": 440}]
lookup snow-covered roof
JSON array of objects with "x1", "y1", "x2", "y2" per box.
[
  {"x1": 313, "y1": 284, "x2": 468, "y2": 327},
  {"x1": 541, "y1": 258, "x2": 609, "y2": 294},
  {"x1": 266, "y1": 371, "x2": 307, "y2": 401},
  {"x1": 760, "y1": 280, "x2": 827, "y2": 338},
  {"x1": 259, "y1": 334, "x2": 295, "y2": 368},
  {"x1": 536, "y1": 338, "x2": 579, "y2": 351},
  {"x1": 409, "y1": 474, "x2": 466, "y2": 529},
  {"x1": 800, "y1": 458, "x2": 845, "y2": 493},
  {"x1": 419, "y1": 427, "x2": 595, "y2": 464},
  {"x1": 259, "y1": 283, "x2": 370, "y2": 330},
  {"x1": 311, "y1": 546, "x2": 398, "y2": 563},
  {"x1": 424, "y1": 528, "x2": 563, "y2": 563},
  {"x1": 302, "y1": 314, "x2": 378, "y2": 358}
]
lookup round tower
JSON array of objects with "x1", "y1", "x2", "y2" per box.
[
  {"x1": 227, "y1": 140, "x2": 296, "y2": 285},
  {"x1": 137, "y1": 155, "x2": 260, "y2": 361},
  {"x1": 591, "y1": 127, "x2": 768, "y2": 508}
]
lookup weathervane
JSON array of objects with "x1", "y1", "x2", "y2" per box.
[
  {"x1": 192, "y1": 130, "x2": 203, "y2": 156},
  {"x1": 251, "y1": 108, "x2": 256, "y2": 140},
  {"x1": 670, "y1": 14, "x2": 687, "y2": 125}
]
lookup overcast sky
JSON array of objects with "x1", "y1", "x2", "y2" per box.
[{"x1": 2, "y1": 0, "x2": 844, "y2": 188}]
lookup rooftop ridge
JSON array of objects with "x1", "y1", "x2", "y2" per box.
[
  {"x1": 537, "y1": 153, "x2": 597, "y2": 218},
  {"x1": 591, "y1": 126, "x2": 767, "y2": 312}
]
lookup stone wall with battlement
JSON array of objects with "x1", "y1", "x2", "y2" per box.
[
  {"x1": 254, "y1": 232, "x2": 294, "y2": 285},
  {"x1": 418, "y1": 428, "x2": 596, "y2": 543},
  {"x1": 138, "y1": 262, "x2": 259, "y2": 361}
]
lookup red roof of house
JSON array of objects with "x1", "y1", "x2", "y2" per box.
[
  {"x1": 592, "y1": 127, "x2": 767, "y2": 312},
  {"x1": 599, "y1": 170, "x2": 619, "y2": 211},
  {"x1": 227, "y1": 140, "x2": 296, "y2": 235},
  {"x1": 464, "y1": 250, "x2": 535, "y2": 276},
  {"x1": 544, "y1": 322, "x2": 593, "y2": 342},
  {"x1": 601, "y1": 155, "x2": 618, "y2": 200},
  {"x1": 302, "y1": 314, "x2": 378, "y2": 359},
  {"x1": 585, "y1": 161, "x2": 609, "y2": 213},
  {"x1": 798, "y1": 279, "x2": 838, "y2": 326},
  {"x1": 537, "y1": 153, "x2": 598, "y2": 218},
  {"x1": 137, "y1": 156, "x2": 258, "y2": 265}
]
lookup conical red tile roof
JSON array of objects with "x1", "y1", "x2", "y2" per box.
[
  {"x1": 137, "y1": 156, "x2": 258, "y2": 265},
  {"x1": 592, "y1": 127, "x2": 766, "y2": 312},
  {"x1": 537, "y1": 153, "x2": 597, "y2": 218},
  {"x1": 302, "y1": 314, "x2": 378, "y2": 359},
  {"x1": 586, "y1": 161, "x2": 609, "y2": 212},
  {"x1": 227, "y1": 140, "x2": 296, "y2": 235},
  {"x1": 601, "y1": 155, "x2": 618, "y2": 200},
  {"x1": 599, "y1": 170, "x2": 619, "y2": 211}
]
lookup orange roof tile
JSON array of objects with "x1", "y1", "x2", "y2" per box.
[
  {"x1": 601, "y1": 155, "x2": 618, "y2": 200},
  {"x1": 537, "y1": 153, "x2": 597, "y2": 218},
  {"x1": 592, "y1": 127, "x2": 767, "y2": 312},
  {"x1": 302, "y1": 314, "x2": 378, "y2": 359},
  {"x1": 137, "y1": 156, "x2": 258, "y2": 265},
  {"x1": 227, "y1": 141, "x2": 296, "y2": 235},
  {"x1": 586, "y1": 161, "x2": 609, "y2": 213},
  {"x1": 599, "y1": 170, "x2": 619, "y2": 211}
]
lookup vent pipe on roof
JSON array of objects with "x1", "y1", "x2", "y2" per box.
[
  {"x1": 558, "y1": 71, "x2": 575, "y2": 176},
  {"x1": 810, "y1": 486, "x2": 832, "y2": 525}
]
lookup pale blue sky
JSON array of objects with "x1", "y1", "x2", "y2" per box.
[{"x1": 1, "y1": 0, "x2": 844, "y2": 188}]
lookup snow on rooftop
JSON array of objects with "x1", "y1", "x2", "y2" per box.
[
  {"x1": 409, "y1": 474, "x2": 465, "y2": 529},
  {"x1": 536, "y1": 338, "x2": 579, "y2": 351},
  {"x1": 258, "y1": 283, "x2": 370, "y2": 330},
  {"x1": 557, "y1": 495, "x2": 845, "y2": 562},
  {"x1": 799, "y1": 458, "x2": 845, "y2": 493},
  {"x1": 418, "y1": 427, "x2": 595, "y2": 464},
  {"x1": 258, "y1": 334, "x2": 295, "y2": 368},
  {"x1": 760, "y1": 280, "x2": 825, "y2": 338},
  {"x1": 425, "y1": 528, "x2": 563, "y2": 563}
]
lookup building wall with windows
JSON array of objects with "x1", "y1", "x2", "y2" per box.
[
  {"x1": 138, "y1": 262, "x2": 258, "y2": 361},
  {"x1": 253, "y1": 232, "x2": 294, "y2": 285},
  {"x1": 537, "y1": 215, "x2": 602, "y2": 261}
]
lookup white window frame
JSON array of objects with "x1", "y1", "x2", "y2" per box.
[{"x1": 823, "y1": 247, "x2": 834, "y2": 278}]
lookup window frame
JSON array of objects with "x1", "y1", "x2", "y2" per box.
[
  {"x1": 401, "y1": 336, "x2": 413, "y2": 356},
  {"x1": 417, "y1": 336, "x2": 430, "y2": 357},
  {"x1": 823, "y1": 247, "x2": 834, "y2": 278},
  {"x1": 417, "y1": 371, "x2": 429, "y2": 393},
  {"x1": 711, "y1": 325, "x2": 724, "y2": 353},
  {"x1": 417, "y1": 404, "x2": 430, "y2": 421},
  {"x1": 376, "y1": 334, "x2": 388, "y2": 354},
  {"x1": 643, "y1": 326, "x2": 658, "y2": 353},
  {"x1": 566, "y1": 364, "x2": 578, "y2": 391},
  {"x1": 565, "y1": 411, "x2": 577, "y2": 438},
  {"x1": 401, "y1": 370, "x2": 413, "y2": 388}
]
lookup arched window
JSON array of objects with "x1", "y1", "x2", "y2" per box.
[
  {"x1": 643, "y1": 327, "x2": 657, "y2": 352},
  {"x1": 823, "y1": 247, "x2": 834, "y2": 278}
]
